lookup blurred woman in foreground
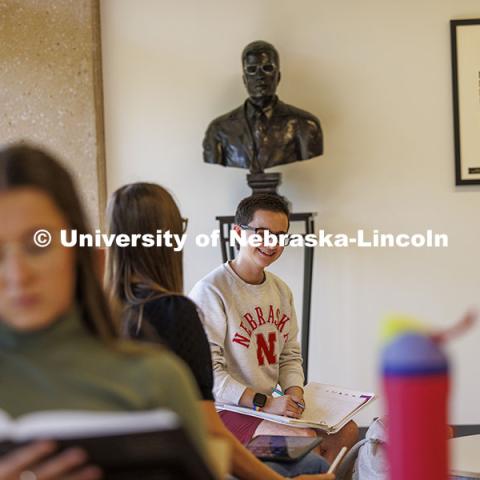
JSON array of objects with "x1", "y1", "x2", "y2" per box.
[{"x1": 0, "y1": 145, "x2": 208, "y2": 479}]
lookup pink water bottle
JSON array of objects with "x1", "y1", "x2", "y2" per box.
[{"x1": 382, "y1": 332, "x2": 449, "y2": 480}]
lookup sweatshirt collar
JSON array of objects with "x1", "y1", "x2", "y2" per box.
[{"x1": 224, "y1": 261, "x2": 269, "y2": 289}]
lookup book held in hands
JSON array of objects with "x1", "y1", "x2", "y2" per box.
[{"x1": 0, "y1": 409, "x2": 218, "y2": 480}]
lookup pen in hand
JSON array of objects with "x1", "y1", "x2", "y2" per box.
[{"x1": 272, "y1": 388, "x2": 305, "y2": 409}]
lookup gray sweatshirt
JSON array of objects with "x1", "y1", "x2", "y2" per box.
[{"x1": 189, "y1": 262, "x2": 304, "y2": 405}]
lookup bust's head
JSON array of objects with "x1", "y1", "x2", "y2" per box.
[{"x1": 241, "y1": 41, "x2": 281, "y2": 103}]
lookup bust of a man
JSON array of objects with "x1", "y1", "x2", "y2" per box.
[{"x1": 203, "y1": 40, "x2": 323, "y2": 174}]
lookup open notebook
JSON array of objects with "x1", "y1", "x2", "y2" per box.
[
  {"x1": 217, "y1": 382, "x2": 376, "y2": 434},
  {"x1": 0, "y1": 409, "x2": 218, "y2": 480}
]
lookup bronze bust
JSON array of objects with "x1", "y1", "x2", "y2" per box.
[{"x1": 203, "y1": 41, "x2": 323, "y2": 177}]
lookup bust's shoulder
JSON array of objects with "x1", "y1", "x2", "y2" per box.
[
  {"x1": 275, "y1": 100, "x2": 321, "y2": 128},
  {"x1": 207, "y1": 104, "x2": 245, "y2": 131}
]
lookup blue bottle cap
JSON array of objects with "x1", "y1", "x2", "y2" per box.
[{"x1": 382, "y1": 333, "x2": 448, "y2": 376}]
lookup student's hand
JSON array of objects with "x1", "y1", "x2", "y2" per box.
[
  {"x1": 285, "y1": 386, "x2": 306, "y2": 410},
  {"x1": 263, "y1": 395, "x2": 303, "y2": 418},
  {"x1": 0, "y1": 441, "x2": 102, "y2": 480},
  {"x1": 293, "y1": 474, "x2": 335, "y2": 480}
]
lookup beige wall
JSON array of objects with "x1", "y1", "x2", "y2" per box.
[
  {"x1": 0, "y1": 0, "x2": 105, "y2": 227},
  {"x1": 101, "y1": 0, "x2": 480, "y2": 425}
]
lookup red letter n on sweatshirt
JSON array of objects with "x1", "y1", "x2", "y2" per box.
[{"x1": 256, "y1": 332, "x2": 277, "y2": 366}]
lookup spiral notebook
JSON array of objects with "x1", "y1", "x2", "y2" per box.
[{"x1": 217, "y1": 382, "x2": 376, "y2": 434}]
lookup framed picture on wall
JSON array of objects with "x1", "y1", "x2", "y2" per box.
[{"x1": 451, "y1": 19, "x2": 480, "y2": 185}]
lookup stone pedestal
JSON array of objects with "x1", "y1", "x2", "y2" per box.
[{"x1": 246, "y1": 172, "x2": 281, "y2": 195}]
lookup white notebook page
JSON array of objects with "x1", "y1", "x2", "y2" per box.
[{"x1": 301, "y1": 383, "x2": 367, "y2": 427}]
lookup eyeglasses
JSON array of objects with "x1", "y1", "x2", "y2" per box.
[
  {"x1": 243, "y1": 63, "x2": 277, "y2": 76},
  {"x1": 239, "y1": 224, "x2": 290, "y2": 246},
  {"x1": 181, "y1": 218, "x2": 189, "y2": 234}
]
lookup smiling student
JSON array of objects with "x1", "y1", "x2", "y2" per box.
[{"x1": 190, "y1": 194, "x2": 358, "y2": 463}]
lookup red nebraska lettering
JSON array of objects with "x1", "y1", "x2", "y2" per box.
[
  {"x1": 276, "y1": 308, "x2": 281, "y2": 324},
  {"x1": 239, "y1": 321, "x2": 252, "y2": 337},
  {"x1": 256, "y1": 332, "x2": 277, "y2": 366},
  {"x1": 255, "y1": 307, "x2": 266, "y2": 325},
  {"x1": 277, "y1": 314, "x2": 290, "y2": 333},
  {"x1": 244, "y1": 312, "x2": 258, "y2": 331},
  {"x1": 267, "y1": 305, "x2": 275, "y2": 323},
  {"x1": 234, "y1": 306, "x2": 292, "y2": 343},
  {"x1": 232, "y1": 333, "x2": 250, "y2": 348}
]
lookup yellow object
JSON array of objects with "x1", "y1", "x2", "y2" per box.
[{"x1": 382, "y1": 315, "x2": 430, "y2": 343}]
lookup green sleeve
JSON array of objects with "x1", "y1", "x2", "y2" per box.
[{"x1": 146, "y1": 351, "x2": 208, "y2": 459}]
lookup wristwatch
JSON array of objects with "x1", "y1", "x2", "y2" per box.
[{"x1": 253, "y1": 393, "x2": 267, "y2": 411}]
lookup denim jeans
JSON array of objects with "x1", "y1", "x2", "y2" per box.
[{"x1": 264, "y1": 452, "x2": 330, "y2": 477}]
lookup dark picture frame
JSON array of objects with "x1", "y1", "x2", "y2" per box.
[{"x1": 451, "y1": 19, "x2": 480, "y2": 185}]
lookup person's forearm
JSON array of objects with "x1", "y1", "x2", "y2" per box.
[
  {"x1": 211, "y1": 349, "x2": 249, "y2": 404},
  {"x1": 201, "y1": 402, "x2": 284, "y2": 480},
  {"x1": 238, "y1": 387, "x2": 256, "y2": 408}
]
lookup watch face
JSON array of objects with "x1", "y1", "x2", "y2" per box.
[{"x1": 253, "y1": 393, "x2": 267, "y2": 408}]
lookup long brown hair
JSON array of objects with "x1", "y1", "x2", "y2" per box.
[
  {"x1": 0, "y1": 143, "x2": 117, "y2": 339},
  {"x1": 105, "y1": 183, "x2": 184, "y2": 330}
]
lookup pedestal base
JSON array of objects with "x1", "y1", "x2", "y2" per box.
[{"x1": 247, "y1": 172, "x2": 281, "y2": 195}]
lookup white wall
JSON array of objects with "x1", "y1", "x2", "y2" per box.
[{"x1": 101, "y1": 0, "x2": 480, "y2": 425}]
